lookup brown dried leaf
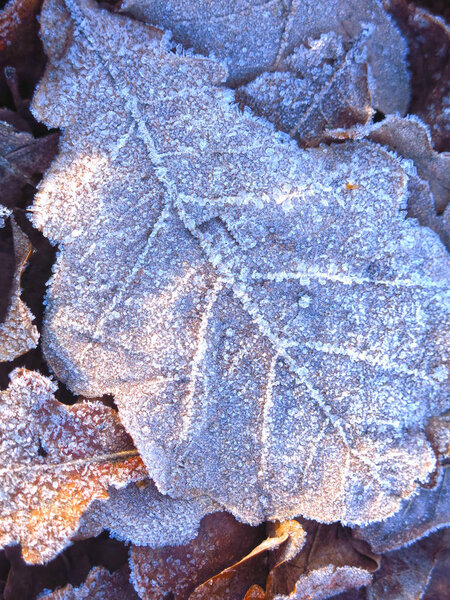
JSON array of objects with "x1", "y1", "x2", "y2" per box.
[
  {"x1": 364, "y1": 529, "x2": 450, "y2": 600},
  {"x1": 266, "y1": 519, "x2": 379, "y2": 599},
  {"x1": 237, "y1": 30, "x2": 371, "y2": 145},
  {"x1": 130, "y1": 512, "x2": 266, "y2": 600},
  {"x1": 31, "y1": 0, "x2": 449, "y2": 531},
  {"x1": 38, "y1": 565, "x2": 139, "y2": 599},
  {"x1": 0, "y1": 368, "x2": 147, "y2": 564},
  {"x1": 0, "y1": 121, "x2": 59, "y2": 210},
  {"x1": 190, "y1": 520, "x2": 305, "y2": 600},
  {"x1": 0, "y1": 216, "x2": 39, "y2": 361},
  {"x1": 122, "y1": 0, "x2": 409, "y2": 114}
]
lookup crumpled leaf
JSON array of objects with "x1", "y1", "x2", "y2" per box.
[
  {"x1": 0, "y1": 368, "x2": 147, "y2": 564},
  {"x1": 31, "y1": 0, "x2": 449, "y2": 529},
  {"x1": 363, "y1": 529, "x2": 450, "y2": 600},
  {"x1": 77, "y1": 479, "x2": 219, "y2": 548},
  {"x1": 368, "y1": 115, "x2": 450, "y2": 214},
  {"x1": 37, "y1": 565, "x2": 139, "y2": 599},
  {"x1": 386, "y1": 0, "x2": 450, "y2": 152},
  {"x1": 189, "y1": 520, "x2": 305, "y2": 600},
  {"x1": 266, "y1": 519, "x2": 379, "y2": 599},
  {"x1": 122, "y1": 0, "x2": 409, "y2": 115},
  {"x1": 130, "y1": 512, "x2": 266, "y2": 600},
  {"x1": 0, "y1": 120, "x2": 59, "y2": 209},
  {"x1": 0, "y1": 215, "x2": 39, "y2": 361},
  {"x1": 237, "y1": 29, "x2": 371, "y2": 145}
]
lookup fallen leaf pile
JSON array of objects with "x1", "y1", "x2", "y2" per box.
[{"x1": 0, "y1": 0, "x2": 449, "y2": 598}]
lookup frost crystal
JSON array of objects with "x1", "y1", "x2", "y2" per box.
[{"x1": 31, "y1": 0, "x2": 449, "y2": 528}]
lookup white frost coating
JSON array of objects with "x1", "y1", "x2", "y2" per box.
[
  {"x1": 122, "y1": 0, "x2": 410, "y2": 114},
  {"x1": 31, "y1": 0, "x2": 449, "y2": 528}
]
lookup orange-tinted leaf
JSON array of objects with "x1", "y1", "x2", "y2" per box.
[
  {"x1": 38, "y1": 565, "x2": 139, "y2": 599},
  {"x1": 266, "y1": 519, "x2": 379, "y2": 599},
  {"x1": 0, "y1": 369, "x2": 147, "y2": 564},
  {"x1": 190, "y1": 520, "x2": 305, "y2": 600},
  {"x1": 130, "y1": 512, "x2": 265, "y2": 600},
  {"x1": 243, "y1": 585, "x2": 266, "y2": 600},
  {"x1": 0, "y1": 216, "x2": 39, "y2": 361}
]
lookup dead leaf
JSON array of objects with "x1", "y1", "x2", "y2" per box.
[
  {"x1": 0, "y1": 210, "x2": 15, "y2": 323},
  {"x1": 122, "y1": 0, "x2": 409, "y2": 114},
  {"x1": 38, "y1": 565, "x2": 139, "y2": 599},
  {"x1": 265, "y1": 519, "x2": 379, "y2": 599},
  {"x1": 237, "y1": 29, "x2": 371, "y2": 145},
  {"x1": 0, "y1": 121, "x2": 59, "y2": 210},
  {"x1": 31, "y1": 0, "x2": 449, "y2": 530},
  {"x1": 77, "y1": 479, "x2": 219, "y2": 548},
  {"x1": 0, "y1": 215, "x2": 39, "y2": 361},
  {"x1": 364, "y1": 529, "x2": 450, "y2": 600},
  {"x1": 0, "y1": 368, "x2": 147, "y2": 564},
  {"x1": 130, "y1": 512, "x2": 266, "y2": 600},
  {"x1": 368, "y1": 115, "x2": 450, "y2": 214},
  {"x1": 189, "y1": 520, "x2": 305, "y2": 600}
]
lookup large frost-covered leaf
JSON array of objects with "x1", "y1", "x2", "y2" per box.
[
  {"x1": 31, "y1": 0, "x2": 449, "y2": 528},
  {"x1": 122, "y1": 0, "x2": 409, "y2": 115},
  {"x1": 0, "y1": 368, "x2": 146, "y2": 563}
]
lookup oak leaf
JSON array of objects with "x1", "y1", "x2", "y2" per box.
[
  {"x1": 0, "y1": 214, "x2": 39, "y2": 361},
  {"x1": 0, "y1": 368, "x2": 147, "y2": 564},
  {"x1": 30, "y1": 0, "x2": 449, "y2": 530},
  {"x1": 122, "y1": 0, "x2": 409, "y2": 115}
]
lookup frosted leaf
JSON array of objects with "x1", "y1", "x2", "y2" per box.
[
  {"x1": 0, "y1": 217, "x2": 39, "y2": 361},
  {"x1": 130, "y1": 512, "x2": 266, "y2": 600},
  {"x1": 267, "y1": 519, "x2": 379, "y2": 599},
  {"x1": 0, "y1": 368, "x2": 147, "y2": 564},
  {"x1": 238, "y1": 31, "x2": 371, "y2": 145},
  {"x1": 31, "y1": 0, "x2": 449, "y2": 528},
  {"x1": 122, "y1": 0, "x2": 409, "y2": 114},
  {"x1": 78, "y1": 479, "x2": 219, "y2": 547},
  {"x1": 37, "y1": 565, "x2": 139, "y2": 599},
  {"x1": 368, "y1": 115, "x2": 450, "y2": 214},
  {"x1": 364, "y1": 529, "x2": 450, "y2": 600}
]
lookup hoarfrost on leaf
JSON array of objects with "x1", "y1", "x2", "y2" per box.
[
  {"x1": 0, "y1": 368, "x2": 147, "y2": 564},
  {"x1": 122, "y1": 0, "x2": 410, "y2": 114},
  {"x1": 0, "y1": 216, "x2": 39, "y2": 361},
  {"x1": 31, "y1": 0, "x2": 449, "y2": 528}
]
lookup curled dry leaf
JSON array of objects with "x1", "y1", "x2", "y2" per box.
[
  {"x1": 189, "y1": 520, "x2": 305, "y2": 600},
  {"x1": 266, "y1": 519, "x2": 379, "y2": 600},
  {"x1": 0, "y1": 121, "x2": 60, "y2": 209},
  {"x1": 130, "y1": 512, "x2": 266, "y2": 600},
  {"x1": 0, "y1": 368, "x2": 146, "y2": 564},
  {"x1": 238, "y1": 29, "x2": 372, "y2": 145},
  {"x1": 122, "y1": 0, "x2": 409, "y2": 114},
  {"x1": 37, "y1": 565, "x2": 139, "y2": 600},
  {"x1": 78, "y1": 479, "x2": 219, "y2": 547},
  {"x1": 0, "y1": 215, "x2": 39, "y2": 361},
  {"x1": 31, "y1": 0, "x2": 449, "y2": 529}
]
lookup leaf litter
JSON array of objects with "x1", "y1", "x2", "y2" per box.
[{"x1": 0, "y1": 0, "x2": 448, "y2": 596}]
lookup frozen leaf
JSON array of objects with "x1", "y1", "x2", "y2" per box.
[
  {"x1": 238, "y1": 30, "x2": 371, "y2": 145},
  {"x1": 354, "y1": 466, "x2": 450, "y2": 554},
  {"x1": 0, "y1": 121, "x2": 59, "y2": 209},
  {"x1": 38, "y1": 565, "x2": 139, "y2": 599},
  {"x1": 0, "y1": 216, "x2": 39, "y2": 361},
  {"x1": 364, "y1": 529, "x2": 450, "y2": 600},
  {"x1": 0, "y1": 368, "x2": 147, "y2": 564},
  {"x1": 130, "y1": 512, "x2": 266, "y2": 600},
  {"x1": 266, "y1": 519, "x2": 379, "y2": 599},
  {"x1": 0, "y1": 208, "x2": 15, "y2": 323},
  {"x1": 122, "y1": 0, "x2": 409, "y2": 114},
  {"x1": 368, "y1": 115, "x2": 450, "y2": 214},
  {"x1": 78, "y1": 479, "x2": 219, "y2": 547},
  {"x1": 189, "y1": 520, "x2": 305, "y2": 600},
  {"x1": 32, "y1": 0, "x2": 449, "y2": 529}
]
